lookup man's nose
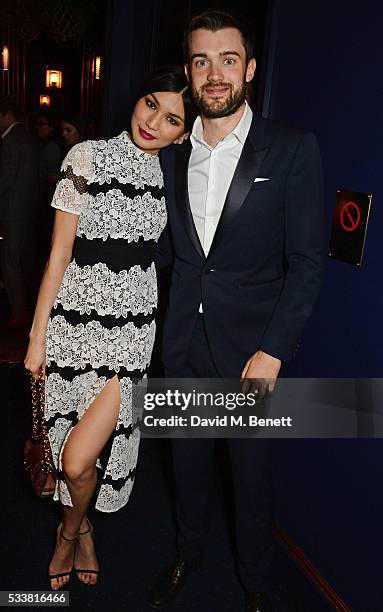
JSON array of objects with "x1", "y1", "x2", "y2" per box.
[{"x1": 207, "y1": 60, "x2": 224, "y2": 82}]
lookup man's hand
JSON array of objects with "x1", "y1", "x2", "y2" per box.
[{"x1": 241, "y1": 350, "x2": 282, "y2": 400}]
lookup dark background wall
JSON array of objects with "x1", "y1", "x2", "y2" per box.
[
  {"x1": 265, "y1": 2, "x2": 383, "y2": 610},
  {"x1": 103, "y1": 0, "x2": 268, "y2": 136},
  {"x1": 267, "y1": 0, "x2": 382, "y2": 379}
]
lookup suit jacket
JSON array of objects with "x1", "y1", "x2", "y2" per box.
[
  {"x1": 0, "y1": 123, "x2": 39, "y2": 233},
  {"x1": 157, "y1": 114, "x2": 325, "y2": 377}
]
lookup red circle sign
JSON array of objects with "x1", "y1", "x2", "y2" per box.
[{"x1": 339, "y1": 201, "x2": 360, "y2": 232}]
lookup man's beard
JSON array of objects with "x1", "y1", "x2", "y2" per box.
[{"x1": 192, "y1": 81, "x2": 246, "y2": 118}]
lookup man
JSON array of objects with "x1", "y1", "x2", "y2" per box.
[
  {"x1": 0, "y1": 96, "x2": 39, "y2": 325},
  {"x1": 149, "y1": 10, "x2": 324, "y2": 612}
]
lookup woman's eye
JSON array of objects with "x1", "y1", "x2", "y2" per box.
[
  {"x1": 167, "y1": 117, "x2": 178, "y2": 126},
  {"x1": 146, "y1": 99, "x2": 156, "y2": 109}
]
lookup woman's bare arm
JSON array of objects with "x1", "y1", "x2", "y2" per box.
[{"x1": 24, "y1": 210, "x2": 79, "y2": 378}]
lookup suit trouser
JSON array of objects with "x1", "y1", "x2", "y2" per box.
[{"x1": 166, "y1": 314, "x2": 274, "y2": 592}]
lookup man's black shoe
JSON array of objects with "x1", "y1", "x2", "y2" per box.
[
  {"x1": 148, "y1": 557, "x2": 196, "y2": 609},
  {"x1": 245, "y1": 591, "x2": 272, "y2": 612}
]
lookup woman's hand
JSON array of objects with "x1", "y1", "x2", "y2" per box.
[
  {"x1": 173, "y1": 132, "x2": 189, "y2": 145},
  {"x1": 24, "y1": 337, "x2": 46, "y2": 380}
]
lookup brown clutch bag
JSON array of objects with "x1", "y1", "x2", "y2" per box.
[{"x1": 23, "y1": 368, "x2": 56, "y2": 498}]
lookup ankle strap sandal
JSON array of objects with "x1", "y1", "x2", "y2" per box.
[
  {"x1": 49, "y1": 523, "x2": 77, "y2": 584},
  {"x1": 75, "y1": 519, "x2": 100, "y2": 579}
]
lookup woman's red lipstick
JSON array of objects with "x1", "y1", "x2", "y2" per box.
[{"x1": 139, "y1": 127, "x2": 156, "y2": 141}]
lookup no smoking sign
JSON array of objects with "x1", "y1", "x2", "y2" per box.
[
  {"x1": 329, "y1": 189, "x2": 372, "y2": 266},
  {"x1": 339, "y1": 201, "x2": 361, "y2": 232}
]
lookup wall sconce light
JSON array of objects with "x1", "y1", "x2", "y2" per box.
[
  {"x1": 2, "y1": 46, "x2": 9, "y2": 71},
  {"x1": 39, "y1": 94, "x2": 51, "y2": 106},
  {"x1": 95, "y1": 55, "x2": 101, "y2": 80},
  {"x1": 45, "y1": 68, "x2": 62, "y2": 89}
]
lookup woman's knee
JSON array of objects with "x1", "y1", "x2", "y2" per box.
[{"x1": 62, "y1": 448, "x2": 94, "y2": 483}]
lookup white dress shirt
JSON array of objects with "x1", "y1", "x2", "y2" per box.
[{"x1": 188, "y1": 102, "x2": 253, "y2": 312}]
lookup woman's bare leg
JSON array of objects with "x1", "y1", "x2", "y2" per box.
[{"x1": 49, "y1": 376, "x2": 121, "y2": 589}]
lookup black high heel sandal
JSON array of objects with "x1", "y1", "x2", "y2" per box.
[
  {"x1": 74, "y1": 519, "x2": 100, "y2": 583},
  {"x1": 49, "y1": 523, "x2": 77, "y2": 589}
]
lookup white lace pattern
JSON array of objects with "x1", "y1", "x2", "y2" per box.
[
  {"x1": 54, "y1": 260, "x2": 157, "y2": 317},
  {"x1": 51, "y1": 177, "x2": 90, "y2": 216},
  {"x1": 46, "y1": 315, "x2": 155, "y2": 372},
  {"x1": 77, "y1": 189, "x2": 166, "y2": 242},
  {"x1": 92, "y1": 132, "x2": 163, "y2": 189},
  {"x1": 61, "y1": 140, "x2": 94, "y2": 179}
]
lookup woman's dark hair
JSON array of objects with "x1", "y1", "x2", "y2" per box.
[
  {"x1": 135, "y1": 65, "x2": 195, "y2": 132},
  {"x1": 36, "y1": 108, "x2": 59, "y2": 129},
  {"x1": 61, "y1": 112, "x2": 90, "y2": 141},
  {"x1": 183, "y1": 9, "x2": 255, "y2": 64}
]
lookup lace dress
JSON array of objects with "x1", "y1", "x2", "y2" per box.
[{"x1": 44, "y1": 132, "x2": 166, "y2": 512}]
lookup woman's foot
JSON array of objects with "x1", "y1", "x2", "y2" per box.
[
  {"x1": 74, "y1": 518, "x2": 99, "y2": 585},
  {"x1": 49, "y1": 524, "x2": 77, "y2": 591}
]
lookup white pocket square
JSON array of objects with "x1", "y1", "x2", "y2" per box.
[{"x1": 254, "y1": 177, "x2": 270, "y2": 182}]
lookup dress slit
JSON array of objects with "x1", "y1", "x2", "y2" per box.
[{"x1": 49, "y1": 372, "x2": 116, "y2": 508}]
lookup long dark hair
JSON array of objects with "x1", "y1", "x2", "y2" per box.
[{"x1": 134, "y1": 65, "x2": 195, "y2": 132}]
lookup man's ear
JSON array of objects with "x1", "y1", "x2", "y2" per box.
[
  {"x1": 245, "y1": 58, "x2": 256, "y2": 83},
  {"x1": 184, "y1": 63, "x2": 190, "y2": 83}
]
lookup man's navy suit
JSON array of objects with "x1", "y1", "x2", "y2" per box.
[{"x1": 156, "y1": 113, "x2": 324, "y2": 591}]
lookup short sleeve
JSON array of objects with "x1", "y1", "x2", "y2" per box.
[{"x1": 51, "y1": 141, "x2": 93, "y2": 216}]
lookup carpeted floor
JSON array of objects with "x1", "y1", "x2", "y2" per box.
[{"x1": 0, "y1": 363, "x2": 329, "y2": 612}]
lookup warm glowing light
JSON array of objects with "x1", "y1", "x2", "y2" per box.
[
  {"x1": 45, "y1": 69, "x2": 62, "y2": 89},
  {"x1": 95, "y1": 55, "x2": 101, "y2": 80},
  {"x1": 39, "y1": 94, "x2": 51, "y2": 106},
  {"x1": 2, "y1": 46, "x2": 9, "y2": 71}
]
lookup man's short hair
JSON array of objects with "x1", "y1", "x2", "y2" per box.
[
  {"x1": 183, "y1": 9, "x2": 255, "y2": 64},
  {"x1": 0, "y1": 95, "x2": 20, "y2": 117}
]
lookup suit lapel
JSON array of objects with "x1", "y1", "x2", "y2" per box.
[
  {"x1": 174, "y1": 140, "x2": 205, "y2": 260},
  {"x1": 208, "y1": 116, "x2": 269, "y2": 257}
]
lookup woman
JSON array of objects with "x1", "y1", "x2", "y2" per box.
[
  {"x1": 60, "y1": 113, "x2": 89, "y2": 153},
  {"x1": 24, "y1": 66, "x2": 192, "y2": 591}
]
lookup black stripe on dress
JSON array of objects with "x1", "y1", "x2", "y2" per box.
[
  {"x1": 87, "y1": 180, "x2": 164, "y2": 200},
  {"x1": 45, "y1": 361, "x2": 149, "y2": 381},
  {"x1": 50, "y1": 302, "x2": 155, "y2": 329},
  {"x1": 72, "y1": 236, "x2": 157, "y2": 273}
]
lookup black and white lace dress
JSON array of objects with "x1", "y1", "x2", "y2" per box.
[{"x1": 44, "y1": 132, "x2": 166, "y2": 512}]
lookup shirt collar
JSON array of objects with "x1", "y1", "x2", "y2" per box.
[
  {"x1": 1, "y1": 122, "x2": 19, "y2": 140},
  {"x1": 190, "y1": 101, "x2": 253, "y2": 150}
]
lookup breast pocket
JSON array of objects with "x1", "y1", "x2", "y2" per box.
[{"x1": 251, "y1": 179, "x2": 274, "y2": 192}]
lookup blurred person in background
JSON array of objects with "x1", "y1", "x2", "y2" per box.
[
  {"x1": 0, "y1": 96, "x2": 39, "y2": 326},
  {"x1": 35, "y1": 109, "x2": 62, "y2": 268},
  {"x1": 36, "y1": 109, "x2": 61, "y2": 190},
  {"x1": 60, "y1": 113, "x2": 89, "y2": 154}
]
